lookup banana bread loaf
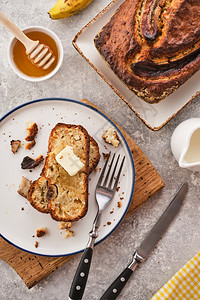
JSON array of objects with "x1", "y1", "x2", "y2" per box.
[{"x1": 94, "y1": 0, "x2": 200, "y2": 103}]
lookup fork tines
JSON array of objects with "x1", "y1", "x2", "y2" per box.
[{"x1": 98, "y1": 152, "x2": 125, "y2": 190}]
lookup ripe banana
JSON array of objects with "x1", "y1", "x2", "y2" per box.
[{"x1": 49, "y1": 0, "x2": 94, "y2": 19}]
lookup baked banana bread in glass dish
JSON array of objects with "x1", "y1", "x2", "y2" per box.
[{"x1": 94, "y1": 0, "x2": 200, "y2": 104}]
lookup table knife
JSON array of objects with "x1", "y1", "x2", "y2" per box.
[{"x1": 100, "y1": 182, "x2": 188, "y2": 300}]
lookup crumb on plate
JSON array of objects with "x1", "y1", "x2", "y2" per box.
[
  {"x1": 17, "y1": 176, "x2": 31, "y2": 198},
  {"x1": 25, "y1": 122, "x2": 38, "y2": 141},
  {"x1": 117, "y1": 201, "x2": 122, "y2": 208},
  {"x1": 25, "y1": 140, "x2": 36, "y2": 150},
  {"x1": 36, "y1": 227, "x2": 47, "y2": 238},
  {"x1": 10, "y1": 140, "x2": 21, "y2": 154},
  {"x1": 21, "y1": 155, "x2": 44, "y2": 169},
  {"x1": 102, "y1": 152, "x2": 110, "y2": 159},
  {"x1": 63, "y1": 229, "x2": 74, "y2": 238},
  {"x1": 58, "y1": 221, "x2": 72, "y2": 230},
  {"x1": 102, "y1": 128, "x2": 120, "y2": 147}
]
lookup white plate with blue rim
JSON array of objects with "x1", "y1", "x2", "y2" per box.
[{"x1": 0, "y1": 98, "x2": 135, "y2": 256}]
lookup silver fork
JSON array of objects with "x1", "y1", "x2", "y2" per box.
[{"x1": 69, "y1": 152, "x2": 125, "y2": 300}]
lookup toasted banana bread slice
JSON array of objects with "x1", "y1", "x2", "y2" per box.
[
  {"x1": 28, "y1": 123, "x2": 100, "y2": 221},
  {"x1": 28, "y1": 123, "x2": 90, "y2": 222}
]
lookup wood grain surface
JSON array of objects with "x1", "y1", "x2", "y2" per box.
[{"x1": 0, "y1": 99, "x2": 164, "y2": 288}]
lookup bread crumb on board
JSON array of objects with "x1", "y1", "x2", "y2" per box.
[{"x1": 102, "y1": 128, "x2": 120, "y2": 147}]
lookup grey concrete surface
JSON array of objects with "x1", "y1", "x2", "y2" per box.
[{"x1": 1, "y1": 1, "x2": 200, "y2": 299}]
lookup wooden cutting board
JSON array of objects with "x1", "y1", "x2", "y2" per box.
[{"x1": 0, "y1": 99, "x2": 164, "y2": 288}]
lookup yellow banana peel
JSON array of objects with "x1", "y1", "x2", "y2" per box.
[{"x1": 49, "y1": 0, "x2": 94, "y2": 19}]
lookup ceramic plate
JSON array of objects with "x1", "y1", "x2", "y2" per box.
[
  {"x1": 0, "y1": 98, "x2": 135, "y2": 256},
  {"x1": 73, "y1": 0, "x2": 200, "y2": 131}
]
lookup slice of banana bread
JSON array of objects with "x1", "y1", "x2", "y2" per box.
[{"x1": 28, "y1": 123, "x2": 100, "y2": 221}]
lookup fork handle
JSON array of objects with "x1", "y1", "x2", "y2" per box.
[{"x1": 69, "y1": 247, "x2": 93, "y2": 300}]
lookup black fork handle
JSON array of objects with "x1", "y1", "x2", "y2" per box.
[{"x1": 69, "y1": 247, "x2": 93, "y2": 300}]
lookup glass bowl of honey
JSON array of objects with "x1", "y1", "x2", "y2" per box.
[{"x1": 8, "y1": 26, "x2": 63, "y2": 81}]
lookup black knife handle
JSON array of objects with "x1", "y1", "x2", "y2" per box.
[
  {"x1": 100, "y1": 268, "x2": 133, "y2": 300},
  {"x1": 69, "y1": 247, "x2": 93, "y2": 300}
]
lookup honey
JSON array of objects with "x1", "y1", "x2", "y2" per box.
[{"x1": 12, "y1": 30, "x2": 59, "y2": 77}]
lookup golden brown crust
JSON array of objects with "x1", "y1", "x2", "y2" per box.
[
  {"x1": 28, "y1": 177, "x2": 49, "y2": 213},
  {"x1": 89, "y1": 136, "x2": 100, "y2": 174},
  {"x1": 94, "y1": 0, "x2": 200, "y2": 103}
]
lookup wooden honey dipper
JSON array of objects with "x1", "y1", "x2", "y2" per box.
[{"x1": 0, "y1": 10, "x2": 55, "y2": 70}]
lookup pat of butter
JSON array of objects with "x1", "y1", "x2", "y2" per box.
[{"x1": 56, "y1": 146, "x2": 84, "y2": 176}]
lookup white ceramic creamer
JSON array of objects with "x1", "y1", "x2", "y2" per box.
[{"x1": 171, "y1": 118, "x2": 200, "y2": 171}]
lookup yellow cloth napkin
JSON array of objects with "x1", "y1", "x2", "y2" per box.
[{"x1": 151, "y1": 252, "x2": 200, "y2": 300}]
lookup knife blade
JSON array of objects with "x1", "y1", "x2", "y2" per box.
[{"x1": 100, "y1": 182, "x2": 188, "y2": 300}]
